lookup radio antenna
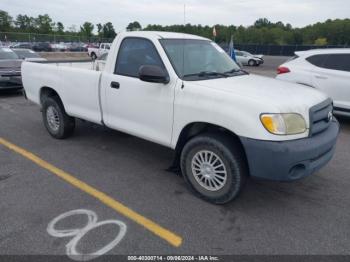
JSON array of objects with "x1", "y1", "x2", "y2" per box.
[
  {"x1": 183, "y1": 4, "x2": 186, "y2": 24},
  {"x1": 181, "y1": 4, "x2": 186, "y2": 88}
]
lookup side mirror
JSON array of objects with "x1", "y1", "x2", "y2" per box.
[{"x1": 139, "y1": 65, "x2": 169, "y2": 84}]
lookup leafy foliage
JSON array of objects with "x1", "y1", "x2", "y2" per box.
[
  {"x1": 80, "y1": 22, "x2": 94, "y2": 38},
  {"x1": 144, "y1": 18, "x2": 350, "y2": 45},
  {"x1": 126, "y1": 21, "x2": 142, "y2": 31},
  {"x1": 0, "y1": 9, "x2": 349, "y2": 45}
]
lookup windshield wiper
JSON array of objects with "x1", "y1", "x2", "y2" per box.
[
  {"x1": 223, "y1": 68, "x2": 249, "y2": 75},
  {"x1": 183, "y1": 71, "x2": 229, "y2": 78}
]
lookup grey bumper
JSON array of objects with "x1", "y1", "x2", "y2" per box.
[
  {"x1": 0, "y1": 76, "x2": 22, "y2": 90},
  {"x1": 240, "y1": 120, "x2": 339, "y2": 181}
]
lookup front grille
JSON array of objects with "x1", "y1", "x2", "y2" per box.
[{"x1": 309, "y1": 98, "x2": 333, "y2": 137}]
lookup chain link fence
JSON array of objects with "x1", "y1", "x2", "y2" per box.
[
  {"x1": 1, "y1": 32, "x2": 349, "y2": 56},
  {"x1": 220, "y1": 43, "x2": 350, "y2": 56},
  {"x1": 0, "y1": 31, "x2": 113, "y2": 45}
]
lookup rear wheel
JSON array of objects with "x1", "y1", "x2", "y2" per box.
[
  {"x1": 42, "y1": 97, "x2": 75, "y2": 139},
  {"x1": 180, "y1": 133, "x2": 247, "y2": 204},
  {"x1": 91, "y1": 53, "x2": 97, "y2": 60}
]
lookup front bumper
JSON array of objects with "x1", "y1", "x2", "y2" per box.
[
  {"x1": 256, "y1": 59, "x2": 264, "y2": 65},
  {"x1": 0, "y1": 75, "x2": 22, "y2": 90},
  {"x1": 239, "y1": 120, "x2": 339, "y2": 181}
]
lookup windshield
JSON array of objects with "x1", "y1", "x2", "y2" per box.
[
  {"x1": 242, "y1": 51, "x2": 253, "y2": 56},
  {"x1": 13, "y1": 50, "x2": 40, "y2": 58},
  {"x1": 0, "y1": 48, "x2": 19, "y2": 60},
  {"x1": 160, "y1": 39, "x2": 241, "y2": 80}
]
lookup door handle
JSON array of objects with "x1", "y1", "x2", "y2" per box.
[
  {"x1": 315, "y1": 75, "x2": 328, "y2": 80},
  {"x1": 110, "y1": 81, "x2": 120, "y2": 89}
]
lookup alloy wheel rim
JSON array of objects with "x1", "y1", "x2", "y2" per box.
[
  {"x1": 46, "y1": 106, "x2": 60, "y2": 132},
  {"x1": 191, "y1": 150, "x2": 227, "y2": 191}
]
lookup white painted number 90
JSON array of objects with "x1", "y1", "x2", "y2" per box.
[{"x1": 47, "y1": 209, "x2": 127, "y2": 261}]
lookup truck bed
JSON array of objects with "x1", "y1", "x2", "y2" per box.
[
  {"x1": 37, "y1": 59, "x2": 95, "y2": 70},
  {"x1": 22, "y1": 60, "x2": 103, "y2": 124}
]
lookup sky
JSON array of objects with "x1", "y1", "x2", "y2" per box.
[{"x1": 1, "y1": 0, "x2": 350, "y2": 32}]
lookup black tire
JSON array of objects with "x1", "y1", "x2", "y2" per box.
[
  {"x1": 91, "y1": 53, "x2": 97, "y2": 60},
  {"x1": 42, "y1": 96, "x2": 75, "y2": 139},
  {"x1": 248, "y1": 59, "x2": 256, "y2": 66},
  {"x1": 180, "y1": 133, "x2": 248, "y2": 204}
]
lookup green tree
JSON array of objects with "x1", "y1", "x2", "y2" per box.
[
  {"x1": 0, "y1": 10, "x2": 13, "y2": 31},
  {"x1": 127, "y1": 21, "x2": 142, "y2": 31},
  {"x1": 1, "y1": 9, "x2": 350, "y2": 46},
  {"x1": 314, "y1": 37, "x2": 328, "y2": 46},
  {"x1": 96, "y1": 23, "x2": 103, "y2": 36},
  {"x1": 56, "y1": 22, "x2": 64, "y2": 34},
  {"x1": 80, "y1": 22, "x2": 94, "y2": 39},
  {"x1": 15, "y1": 15, "x2": 28, "y2": 30},
  {"x1": 35, "y1": 14, "x2": 55, "y2": 34},
  {"x1": 254, "y1": 18, "x2": 272, "y2": 28},
  {"x1": 102, "y1": 22, "x2": 116, "y2": 38}
]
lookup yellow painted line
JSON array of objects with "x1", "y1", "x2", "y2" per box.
[{"x1": 0, "y1": 137, "x2": 182, "y2": 247}]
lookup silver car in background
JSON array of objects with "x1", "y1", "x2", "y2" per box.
[
  {"x1": 235, "y1": 50, "x2": 264, "y2": 66},
  {"x1": 12, "y1": 49, "x2": 47, "y2": 62},
  {"x1": 0, "y1": 47, "x2": 23, "y2": 90}
]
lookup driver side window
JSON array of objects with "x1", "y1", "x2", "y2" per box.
[{"x1": 115, "y1": 38, "x2": 165, "y2": 78}]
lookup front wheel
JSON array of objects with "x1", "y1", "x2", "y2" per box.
[
  {"x1": 248, "y1": 59, "x2": 256, "y2": 66},
  {"x1": 180, "y1": 133, "x2": 248, "y2": 204},
  {"x1": 42, "y1": 97, "x2": 75, "y2": 139},
  {"x1": 91, "y1": 53, "x2": 97, "y2": 60}
]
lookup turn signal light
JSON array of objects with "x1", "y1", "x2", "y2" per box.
[{"x1": 277, "y1": 67, "x2": 290, "y2": 74}]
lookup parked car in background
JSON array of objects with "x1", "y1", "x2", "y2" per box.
[
  {"x1": 85, "y1": 43, "x2": 99, "y2": 49},
  {"x1": 12, "y1": 49, "x2": 47, "y2": 62},
  {"x1": 0, "y1": 47, "x2": 22, "y2": 90},
  {"x1": 235, "y1": 50, "x2": 264, "y2": 66},
  {"x1": 92, "y1": 52, "x2": 108, "y2": 71},
  {"x1": 51, "y1": 42, "x2": 68, "y2": 52},
  {"x1": 32, "y1": 42, "x2": 53, "y2": 52},
  {"x1": 276, "y1": 49, "x2": 350, "y2": 117},
  {"x1": 88, "y1": 43, "x2": 111, "y2": 59},
  {"x1": 10, "y1": 42, "x2": 33, "y2": 49},
  {"x1": 68, "y1": 43, "x2": 88, "y2": 52}
]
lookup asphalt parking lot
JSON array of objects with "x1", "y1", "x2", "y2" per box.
[
  {"x1": 244, "y1": 56, "x2": 289, "y2": 77},
  {"x1": 0, "y1": 58, "x2": 350, "y2": 258}
]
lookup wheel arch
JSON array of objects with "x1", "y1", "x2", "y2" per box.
[
  {"x1": 172, "y1": 122, "x2": 249, "y2": 172},
  {"x1": 40, "y1": 86, "x2": 65, "y2": 110}
]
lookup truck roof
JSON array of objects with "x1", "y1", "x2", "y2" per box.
[{"x1": 118, "y1": 31, "x2": 210, "y2": 41}]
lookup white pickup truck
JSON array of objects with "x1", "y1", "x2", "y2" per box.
[
  {"x1": 22, "y1": 31, "x2": 339, "y2": 204},
  {"x1": 87, "y1": 43, "x2": 111, "y2": 60}
]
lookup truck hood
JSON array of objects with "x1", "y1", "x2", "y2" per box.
[{"x1": 190, "y1": 74, "x2": 328, "y2": 113}]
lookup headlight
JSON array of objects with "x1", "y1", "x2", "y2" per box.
[{"x1": 260, "y1": 113, "x2": 306, "y2": 135}]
